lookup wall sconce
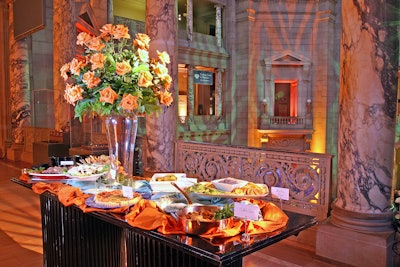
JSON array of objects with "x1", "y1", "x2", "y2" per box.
[
  {"x1": 262, "y1": 98, "x2": 267, "y2": 115},
  {"x1": 178, "y1": 95, "x2": 187, "y2": 123}
]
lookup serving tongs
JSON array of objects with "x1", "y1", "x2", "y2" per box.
[{"x1": 171, "y1": 182, "x2": 193, "y2": 204}]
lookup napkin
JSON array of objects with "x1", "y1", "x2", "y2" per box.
[
  {"x1": 125, "y1": 199, "x2": 186, "y2": 235},
  {"x1": 200, "y1": 200, "x2": 289, "y2": 239},
  {"x1": 32, "y1": 182, "x2": 129, "y2": 213},
  {"x1": 31, "y1": 181, "x2": 289, "y2": 238}
]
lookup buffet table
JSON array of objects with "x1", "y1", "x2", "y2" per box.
[{"x1": 12, "y1": 177, "x2": 317, "y2": 267}]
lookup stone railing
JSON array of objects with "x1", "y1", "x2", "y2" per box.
[
  {"x1": 260, "y1": 116, "x2": 313, "y2": 130},
  {"x1": 175, "y1": 140, "x2": 332, "y2": 221}
]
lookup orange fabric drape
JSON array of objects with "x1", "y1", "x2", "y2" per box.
[{"x1": 29, "y1": 178, "x2": 289, "y2": 239}]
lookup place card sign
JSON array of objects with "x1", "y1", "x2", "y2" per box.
[
  {"x1": 193, "y1": 70, "x2": 213, "y2": 85},
  {"x1": 122, "y1": 186, "x2": 134, "y2": 199},
  {"x1": 271, "y1": 186, "x2": 289, "y2": 200},
  {"x1": 234, "y1": 202, "x2": 261, "y2": 221},
  {"x1": 59, "y1": 160, "x2": 74, "y2": 166}
]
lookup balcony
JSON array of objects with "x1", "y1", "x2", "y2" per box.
[
  {"x1": 258, "y1": 116, "x2": 314, "y2": 151},
  {"x1": 260, "y1": 116, "x2": 313, "y2": 130}
]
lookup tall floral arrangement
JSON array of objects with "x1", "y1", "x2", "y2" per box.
[{"x1": 60, "y1": 24, "x2": 173, "y2": 121}]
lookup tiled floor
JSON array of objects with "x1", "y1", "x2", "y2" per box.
[{"x1": 0, "y1": 160, "x2": 42, "y2": 267}]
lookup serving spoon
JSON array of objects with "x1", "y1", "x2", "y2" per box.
[{"x1": 170, "y1": 182, "x2": 193, "y2": 205}]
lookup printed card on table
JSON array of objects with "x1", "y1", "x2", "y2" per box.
[
  {"x1": 122, "y1": 186, "x2": 134, "y2": 199},
  {"x1": 233, "y1": 202, "x2": 261, "y2": 221},
  {"x1": 271, "y1": 186, "x2": 289, "y2": 200}
]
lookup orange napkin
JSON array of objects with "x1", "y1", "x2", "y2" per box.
[
  {"x1": 32, "y1": 182, "x2": 129, "y2": 213},
  {"x1": 19, "y1": 174, "x2": 29, "y2": 182},
  {"x1": 31, "y1": 182, "x2": 289, "y2": 239},
  {"x1": 200, "y1": 201, "x2": 288, "y2": 239},
  {"x1": 125, "y1": 199, "x2": 186, "y2": 235}
]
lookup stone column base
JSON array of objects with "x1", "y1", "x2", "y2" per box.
[
  {"x1": 316, "y1": 219, "x2": 395, "y2": 267},
  {"x1": 6, "y1": 144, "x2": 24, "y2": 161}
]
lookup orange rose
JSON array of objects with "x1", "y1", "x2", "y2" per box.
[
  {"x1": 99, "y1": 24, "x2": 113, "y2": 37},
  {"x1": 137, "y1": 71, "x2": 154, "y2": 87},
  {"x1": 82, "y1": 71, "x2": 101, "y2": 88},
  {"x1": 159, "y1": 90, "x2": 173, "y2": 106},
  {"x1": 157, "y1": 50, "x2": 170, "y2": 65},
  {"x1": 119, "y1": 94, "x2": 138, "y2": 111},
  {"x1": 88, "y1": 37, "x2": 105, "y2": 51},
  {"x1": 69, "y1": 58, "x2": 85, "y2": 75},
  {"x1": 116, "y1": 61, "x2": 132, "y2": 76},
  {"x1": 137, "y1": 48, "x2": 149, "y2": 63},
  {"x1": 90, "y1": 53, "x2": 106, "y2": 70},
  {"x1": 152, "y1": 62, "x2": 168, "y2": 77},
  {"x1": 76, "y1": 32, "x2": 93, "y2": 46},
  {"x1": 112, "y1": 24, "x2": 130, "y2": 39},
  {"x1": 64, "y1": 84, "x2": 83, "y2": 105},
  {"x1": 99, "y1": 86, "x2": 118, "y2": 104},
  {"x1": 160, "y1": 74, "x2": 172, "y2": 89},
  {"x1": 134, "y1": 33, "x2": 150, "y2": 49},
  {"x1": 60, "y1": 63, "x2": 70, "y2": 80}
]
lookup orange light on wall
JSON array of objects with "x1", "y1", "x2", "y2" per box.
[{"x1": 178, "y1": 95, "x2": 188, "y2": 123}]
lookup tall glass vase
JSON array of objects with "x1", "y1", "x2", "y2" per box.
[{"x1": 104, "y1": 114, "x2": 138, "y2": 186}]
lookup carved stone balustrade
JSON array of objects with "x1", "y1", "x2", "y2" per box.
[{"x1": 175, "y1": 140, "x2": 332, "y2": 221}]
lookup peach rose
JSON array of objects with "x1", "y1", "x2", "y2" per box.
[
  {"x1": 160, "y1": 74, "x2": 172, "y2": 89},
  {"x1": 82, "y1": 71, "x2": 101, "y2": 89},
  {"x1": 159, "y1": 90, "x2": 173, "y2": 106},
  {"x1": 69, "y1": 58, "x2": 85, "y2": 76},
  {"x1": 157, "y1": 50, "x2": 170, "y2": 65},
  {"x1": 137, "y1": 71, "x2": 154, "y2": 87},
  {"x1": 90, "y1": 53, "x2": 106, "y2": 70},
  {"x1": 60, "y1": 63, "x2": 70, "y2": 80},
  {"x1": 152, "y1": 62, "x2": 168, "y2": 77},
  {"x1": 116, "y1": 61, "x2": 132, "y2": 76},
  {"x1": 120, "y1": 94, "x2": 138, "y2": 111},
  {"x1": 64, "y1": 84, "x2": 83, "y2": 105},
  {"x1": 112, "y1": 25, "x2": 130, "y2": 39},
  {"x1": 88, "y1": 37, "x2": 105, "y2": 51},
  {"x1": 76, "y1": 32, "x2": 93, "y2": 46},
  {"x1": 134, "y1": 33, "x2": 150, "y2": 49},
  {"x1": 99, "y1": 86, "x2": 118, "y2": 104},
  {"x1": 99, "y1": 24, "x2": 113, "y2": 37},
  {"x1": 137, "y1": 48, "x2": 149, "y2": 63}
]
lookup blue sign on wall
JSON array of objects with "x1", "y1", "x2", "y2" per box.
[{"x1": 193, "y1": 70, "x2": 213, "y2": 85}]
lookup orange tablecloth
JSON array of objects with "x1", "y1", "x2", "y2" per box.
[{"x1": 29, "y1": 178, "x2": 289, "y2": 239}]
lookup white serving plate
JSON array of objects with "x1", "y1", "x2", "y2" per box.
[
  {"x1": 28, "y1": 172, "x2": 68, "y2": 179},
  {"x1": 211, "y1": 178, "x2": 248, "y2": 192},
  {"x1": 150, "y1": 173, "x2": 197, "y2": 192},
  {"x1": 66, "y1": 172, "x2": 107, "y2": 181}
]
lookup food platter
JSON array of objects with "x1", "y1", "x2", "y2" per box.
[
  {"x1": 28, "y1": 173, "x2": 68, "y2": 179},
  {"x1": 189, "y1": 182, "x2": 269, "y2": 199},
  {"x1": 192, "y1": 190, "x2": 269, "y2": 199},
  {"x1": 66, "y1": 172, "x2": 107, "y2": 181},
  {"x1": 85, "y1": 196, "x2": 123, "y2": 209}
]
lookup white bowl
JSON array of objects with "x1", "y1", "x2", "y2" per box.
[
  {"x1": 211, "y1": 178, "x2": 248, "y2": 192},
  {"x1": 150, "y1": 173, "x2": 197, "y2": 192}
]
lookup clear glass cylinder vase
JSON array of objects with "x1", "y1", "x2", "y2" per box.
[{"x1": 104, "y1": 114, "x2": 138, "y2": 186}]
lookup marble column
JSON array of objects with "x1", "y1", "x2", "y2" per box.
[
  {"x1": 215, "y1": 5, "x2": 222, "y2": 48},
  {"x1": 186, "y1": 0, "x2": 193, "y2": 43},
  {"x1": 187, "y1": 65, "x2": 195, "y2": 121},
  {"x1": 53, "y1": 0, "x2": 76, "y2": 131},
  {"x1": 107, "y1": 0, "x2": 114, "y2": 24},
  {"x1": 145, "y1": 0, "x2": 177, "y2": 172},
  {"x1": 8, "y1": 0, "x2": 31, "y2": 145},
  {"x1": 316, "y1": 1, "x2": 399, "y2": 266},
  {"x1": 331, "y1": 0, "x2": 398, "y2": 233},
  {"x1": 215, "y1": 69, "x2": 223, "y2": 117},
  {"x1": 214, "y1": 5, "x2": 223, "y2": 118}
]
